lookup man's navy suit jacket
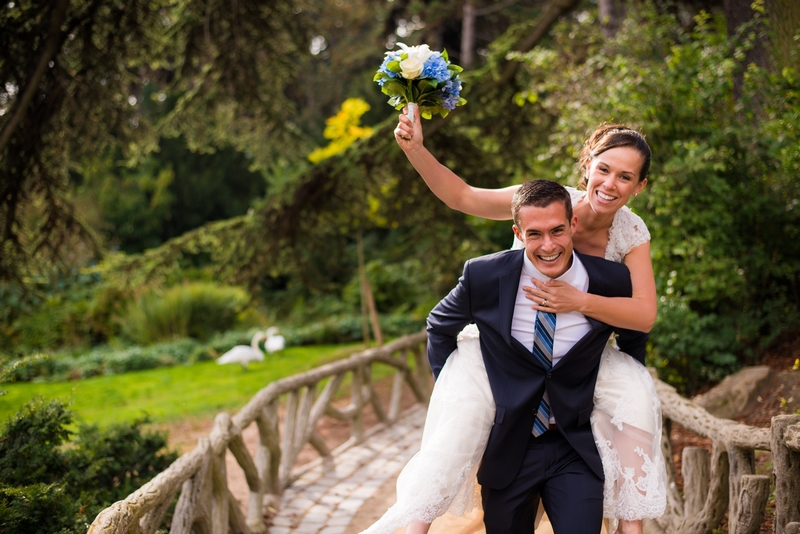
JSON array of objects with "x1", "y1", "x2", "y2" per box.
[{"x1": 426, "y1": 248, "x2": 648, "y2": 490}]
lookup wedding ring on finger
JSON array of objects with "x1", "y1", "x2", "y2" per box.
[{"x1": 541, "y1": 299, "x2": 548, "y2": 307}]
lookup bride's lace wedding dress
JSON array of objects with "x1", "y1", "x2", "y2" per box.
[{"x1": 361, "y1": 187, "x2": 666, "y2": 534}]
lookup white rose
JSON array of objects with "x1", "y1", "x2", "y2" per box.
[{"x1": 399, "y1": 57, "x2": 424, "y2": 79}]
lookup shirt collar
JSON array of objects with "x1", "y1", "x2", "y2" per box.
[{"x1": 521, "y1": 249, "x2": 582, "y2": 286}]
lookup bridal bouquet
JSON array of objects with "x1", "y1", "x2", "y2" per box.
[{"x1": 374, "y1": 43, "x2": 466, "y2": 121}]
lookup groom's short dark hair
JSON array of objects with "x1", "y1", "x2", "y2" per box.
[{"x1": 511, "y1": 180, "x2": 573, "y2": 227}]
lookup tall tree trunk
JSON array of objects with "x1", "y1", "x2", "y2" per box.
[
  {"x1": 766, "y1": 0, "x2": 800, "y2": 72},
  {"x1": 461, "y1": 0, "x2": 476, "y2": 69},
  {"x1": 724, "y1": 0, "x2": 770, "y2": 99},
  {"x1": 598, "y1": 0, "x2": 620, "y2": 38},
  {"x1": 357, "y1": 231, "x2": 383, "y2": 346},
  {"x1": 357, "y1": 231, "x2": 371, "y2": 346}
]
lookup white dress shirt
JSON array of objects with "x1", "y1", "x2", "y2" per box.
[{"x1": 510, "y1": 250, "x2": 591, "y2": 422}]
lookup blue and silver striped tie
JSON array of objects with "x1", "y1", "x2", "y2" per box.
[{"x1": 532, "y1": 310, "x2": 556, "y2": 437}]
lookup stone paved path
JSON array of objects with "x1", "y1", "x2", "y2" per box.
[{"x1": 269, "y1": 405, "x2": 427, "y2": 534}]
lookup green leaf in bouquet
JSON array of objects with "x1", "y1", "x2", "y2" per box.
[
  {"x1": 441, "y1": 49, "x2": 450, "y2": 62},
  {"x1": 381, "y1": 79, "x2": 407, "y2": 97},
  {"x1": 417, "y1": 79, "x2": 438, "y2": 93},
  {"x1": 448, "y1": 64, "x2": 463, "y2": 75},
  {"x1": 373, "y1": 72, "x2": 388, "y2": 82},
  {"x1": 417, "y1": 94, "x2": 440, "y2": 107},
  {"x1": 387, "y1": 94, "x2": 406, "y2": 108},
  {"x1": 387, "y1": 60, "x2": 402, "y2": 73}
]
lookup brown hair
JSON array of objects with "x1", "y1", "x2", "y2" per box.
[
  {"x1": 511, "y1": 179, "x2": 573, "y2": 228},
  {"x1": 577, "y1": 124, "x2": 651, "y2": 189}
]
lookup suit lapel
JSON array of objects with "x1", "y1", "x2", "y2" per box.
[
  {"x1": 499, "y1": 250, "x2": 524, "y2": 348},
  {"x1": 552, "y1": 327, "x2": 600, "y2": 370}
]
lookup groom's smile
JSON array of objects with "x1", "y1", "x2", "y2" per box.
[{"x1": 513, "y1": 202, "x2": 577, "y2": 279}]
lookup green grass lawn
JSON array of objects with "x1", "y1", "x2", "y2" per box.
[{"x1": 0, "y1": 343, "x2": 363, "y2": 429}]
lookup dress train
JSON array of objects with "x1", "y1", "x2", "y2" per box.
[{"x1": 360, "y1": 325, "x2": 493, "y2": 534}]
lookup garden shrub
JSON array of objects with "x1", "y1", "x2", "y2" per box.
[
  {"x1": 122, "y1": 282, "x2": 250, "y2": 344},
  {"x1": 281, "y1": 313, "x2": 423, "y2": 346},
  {"x1": 0, "y1": 271, "x2": 132, "y2": 355},
  {"x1": 0, "y1": 338, "x2": 213, "y2": 383},
  {"x1": 0, "y1": 397, "x2": 177, "y2": 533},
  {"x1": 0, "y1": 483, "x2": 77, "y2": 534}
]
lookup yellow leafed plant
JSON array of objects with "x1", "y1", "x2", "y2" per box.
[{"x1": 308, "y1": 98, "x2": 374, "y2": 163}]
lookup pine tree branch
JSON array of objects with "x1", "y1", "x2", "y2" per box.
[{"x1": 0, "y1": 0, "x2": 70, "y2": 154}]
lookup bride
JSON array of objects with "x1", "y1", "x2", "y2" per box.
[{"x1": 361, "y1": 113, "x2": 667, "y2": 534}]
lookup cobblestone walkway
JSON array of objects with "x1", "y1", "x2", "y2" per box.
[{"x1": 269, "y1": 405, "x2": 426, "y2": 534}]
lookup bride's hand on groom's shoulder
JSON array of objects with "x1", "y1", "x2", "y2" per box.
[
  {"x1": 394, "y1": 108, "x2": 423, "y2": 152},
  {"x1": 524, "y1": 278, "x2": 585, "y2": 314}
]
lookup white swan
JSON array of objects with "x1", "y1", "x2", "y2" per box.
[
  {"x1": 265, "y1": 326, "x2": 285, "y2": 354},
  {"x1": 217, "y1": 331, "x2": 266, "y2": 367}
]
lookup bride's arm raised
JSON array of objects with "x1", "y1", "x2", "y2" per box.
[
  {"x1": 525, "y1": 242, "x2": 657, "y2": 332},
  {"x1": 394, "y1": 110, "x2": 657, "y2": 332},
  {"x1": 394, "y1": 110, "x2": 518, "y2": 221}
]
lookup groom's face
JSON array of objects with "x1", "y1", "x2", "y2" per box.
[{"x1": 512, "y1": 201, "x2": 577, "y2": 279}]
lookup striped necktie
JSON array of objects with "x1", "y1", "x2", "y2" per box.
[{"x1": 532, "y1": 310, "x2": 556, "y2": 436}]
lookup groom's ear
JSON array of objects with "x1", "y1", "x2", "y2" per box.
[
  {"x1": 570, "y1": 215, "x2": 578, "y2": 234},
  {"x1": 512, "y1": 224, "x2": 522, "y2": 241}
]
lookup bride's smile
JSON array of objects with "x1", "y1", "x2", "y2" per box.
[{"x1": 585, "y1": 145, "x2": 647, "y2": 216}]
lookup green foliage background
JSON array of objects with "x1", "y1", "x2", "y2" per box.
[{"x1": 1, "y1": 0, "x2": 799, "y2": 395}]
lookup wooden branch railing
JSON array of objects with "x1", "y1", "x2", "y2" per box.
[
  {"x1": 649, "y1": 374, "x2": 800, "y2": 534},
  {"x1": 87, "y1": 330, "x2": 800, "y2": 534},
  {"x1": 87, "y1": 331, "x2": 430, "y2": 534}
]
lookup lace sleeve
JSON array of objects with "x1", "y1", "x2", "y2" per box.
[
  {"x1": 605, "y1": 207, "x2": 651, "y2": 263},
  {"x1": 566, "y1": 186, "x2": 585, "y2": 205}
]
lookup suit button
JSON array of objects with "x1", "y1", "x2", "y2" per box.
[{"x1": 546, "y1": 372, "x2": 552, "y2": 379}]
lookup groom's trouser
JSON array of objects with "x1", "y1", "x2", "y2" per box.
[{"x1": 481, "y1": 429, "x2": 603, "y2": 534}]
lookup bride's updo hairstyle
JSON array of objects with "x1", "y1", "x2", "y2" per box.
[{"x1": 577, "y1": 123, "x2": 651, "y2": 190}]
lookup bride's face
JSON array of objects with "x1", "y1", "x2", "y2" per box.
[{"x1": 585, "y1": 146, "x2": 648, "y2": 216}]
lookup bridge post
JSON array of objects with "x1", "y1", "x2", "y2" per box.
[
  {"x1": 727, "y1": 445, "x2": 756, "y2": 534},
  {"x1": 731, "y1": 474, "x2": 770, "y2": 534},
  {"x1": 771, "y1": 415, "x2": 800, "y2": 533}
]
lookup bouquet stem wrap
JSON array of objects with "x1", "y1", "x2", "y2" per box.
[{"x1": 407, "y1": 102, "x2": 418, "y2": 123}]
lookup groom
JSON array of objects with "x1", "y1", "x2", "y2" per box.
[{"x1": 426, "y1": 179, "x2": 647, "y2": 533}]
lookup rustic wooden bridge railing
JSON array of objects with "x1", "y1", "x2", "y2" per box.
[
  {"x1": 87, "y1": 331, "x2": 431, "y2": 534},
  {"x1": 87, "y1": 330, "x2": 800, "y2": 534},
  {"x1": 648, "y1": 374, "x2": 800, "y2": 534}
]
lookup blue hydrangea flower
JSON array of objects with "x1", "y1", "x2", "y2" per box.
[
  {"x1": 422, "y1": 54, "x2": 452, "y2": 83},
  {"x1": 377, "y1": 54, "x2": 401, "y2": 85},
  {"x1": 441, "y1": 92, "x2": 460, "y2": 110},
  {"x1": 443, "y1": 79, "x2": 461, "y2": 97}
]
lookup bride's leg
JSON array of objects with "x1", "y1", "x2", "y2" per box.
[
  {"x1": 406, "y1": 520, "x2": 432, "y2": 534},
  {"x1": 617, "y1": 519, "x2": 642, "y2": 534},
  {"x1": 593, "y1": 346, "x2": 666, "y2": 528}
]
